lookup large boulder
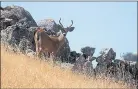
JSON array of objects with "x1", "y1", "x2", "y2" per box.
[
  {"x1": 1, "y1": 5, "x2": 37, "y2": 29},
  {"x1": 95, "y1": 48, "x2": 116, "y2": 76},
  {"x1": 97, "y1": 48, "x2": 116, "y2": 64},
  {"x1": 1, "y1": 23, "x2": 38, "y2": 53},
  {"x1": 1, "y1": 5, "x2": 74, "y2": 62},
  {"x1": 37, "y1": 19, "x2": 58, "y2": 32},
  {"x1": 72, "y1": 54, "x2": 87, "y2": 72},
  {"x1": 1, "y1": 5, "x2": 38, "y2": 54}
]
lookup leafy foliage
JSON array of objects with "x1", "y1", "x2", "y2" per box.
[{"x1": 81, "y1": 46, "x2": 95, "y2": 56}]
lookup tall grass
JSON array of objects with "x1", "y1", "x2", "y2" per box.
[{"x1": 1, "y1": 44, "x2": 134, "y2": 88}]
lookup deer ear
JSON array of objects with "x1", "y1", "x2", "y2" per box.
[{"x1": 68, "y1": 27, "x2": 75, "y2": 32}]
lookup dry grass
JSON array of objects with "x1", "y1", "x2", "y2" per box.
[{"x1": 1, "y1": 44, "x2": 131, "y2": 88}]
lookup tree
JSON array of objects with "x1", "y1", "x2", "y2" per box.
[
  {"x1": 70, "y1": 51, "x2": 77, "y2": 57},
  {"x1": 81, "y1": 46, "x2": 95, "y2": 56}
]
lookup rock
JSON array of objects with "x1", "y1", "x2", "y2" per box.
[
  {"x1": 83, "y1": 57, "x2": 94, "y2": 76},
  {"x1": 0, "y1": 18, "x2": 13, "y2": 30},
  {"x1": 1, "y1": 5, "x2": 74, "y2": 62},
  {"x1": 26, "y1": 49, "x2": 36, "y2": 58},
  {"x1": 1, "y1": 5, "x2": 38, "y2": 55},
  {"x1": 1, "y1": 24, "x2": 37, "y2": 52},
  {"x1": 0, "y1": 6, "x2": 4, "y2": 10},
  {"x1": 18, "y1": 37, "x2": 29, "y2": 54},
  {"x1": 72, "y1": 54, "x2": 87, "y2": 72},
  {"x1": 37, "y1": 19, "x2": 58, "y2": 32},
  {"x1": 1, "y1": 5, "x2": 37, "y2": 28}
]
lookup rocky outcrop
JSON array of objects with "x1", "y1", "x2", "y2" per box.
[
  {"x1": 1, "y1": 5, "x2": 37, "y2": 29},
  {"x1": 1, "y1": 5, "x2": 72, "y2": 61},
  {"x1": 37, "y1": 19, "x2": 57, "y2": 32},
  {"x1": 1, "y1": 5, "x2": 38, "y2": 55}
]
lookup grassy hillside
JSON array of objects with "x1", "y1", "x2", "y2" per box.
[{"x1": 1, "y1": 44, "x2": 131, "y2": 88}]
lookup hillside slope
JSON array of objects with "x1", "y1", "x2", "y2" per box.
[{"x1": 1, "y1": 45, "x2": 130, "y2": 88}]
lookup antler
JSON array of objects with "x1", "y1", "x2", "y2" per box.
[
  {"x1": 59, "y1": 18, "x2": 64, "y2": 27},
  {"x1": 68, "y1": 20, "x2": 73, "y2": 28},
  {"x1": 59, "y1": 18, "x2": 68, "y2": 33}
]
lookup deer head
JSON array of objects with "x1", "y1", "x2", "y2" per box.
[{"x1": 58, "y1": 18, "x2": 75, "y2": 35}]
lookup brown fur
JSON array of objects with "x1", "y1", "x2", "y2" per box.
[{"x1": 34, "y1": 28, "x2": 66, "y2": 58}]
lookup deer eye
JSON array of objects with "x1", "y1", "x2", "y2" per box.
[{"x1": 63, "y1": 33, "x2": 66, "y2": 36}]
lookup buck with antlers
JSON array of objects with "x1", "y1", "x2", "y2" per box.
[
  {"x1": 34, "y1": 18, "x2": 75, "y2": 60},
  {"x1": 57, "y1": 18, "x2": 74, "y2": 35}
]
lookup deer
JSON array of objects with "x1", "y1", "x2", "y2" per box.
[{"x1": 34, "y1": 18, "x2": 75, "y2": 61}]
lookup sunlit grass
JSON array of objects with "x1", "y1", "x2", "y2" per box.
[{"x1": 1, "y1": 44, "x2": 134, "y2": 88}]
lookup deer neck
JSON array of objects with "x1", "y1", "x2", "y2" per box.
[
  {"x1": 56, "y1": 33, "x2": 65, "y2": 50},
  {"x1": 58, "y1": 33, "x2": 65, "y2": 42}
]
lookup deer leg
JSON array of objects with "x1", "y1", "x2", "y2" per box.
[
  {"x1": 44, "y1": 51, "x2": 49, "y2": 59},
  {"x1": 52, "y1": 52, "x2": 56, "y2": 65},
  {"x1": 47, "y1": 52, "x2": 50, "y2": 58},
  {"x1": 44, "y1": 52, "x2": 48, "y2": 59},
  {"x1": 42, "y1": 50, "x2": 46, "y2": 59},
  {"x1": 37, "y1": 47, "x2": 43, "y2": 58},
  {"x1": 44, "y1": 51, "x2": 50, "y2": 60},
  {"x1": 50, "y1": 52, "x2": 54, "y2": 59},
  {"x1": 37, "y1": 50, "x2": 41, "y2": 58},
  {"x1": 35, "y1": 43, "x2": 39, "y2": 58}
]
